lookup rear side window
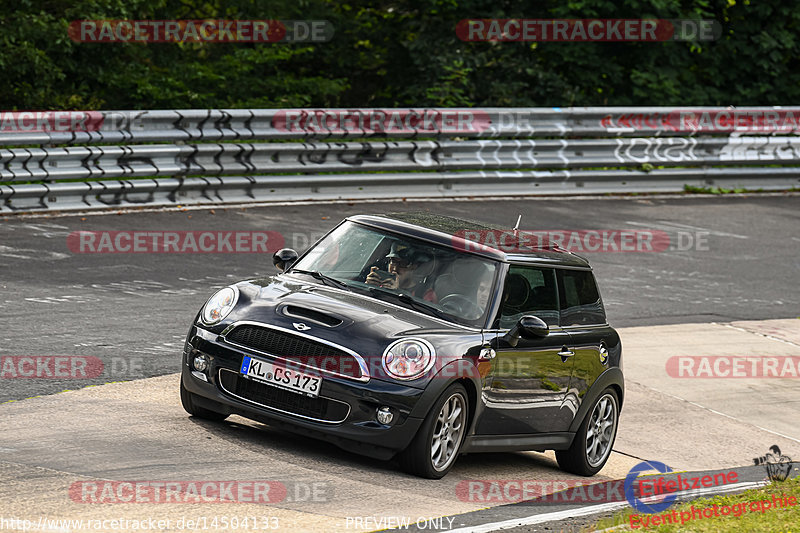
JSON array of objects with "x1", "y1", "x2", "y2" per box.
[
  {"x1": 497, "y1": 265, "x2": 559, "y2": 328},
  {"x1": 558, "y1": 269, "x2": 606, "y2": 326}
]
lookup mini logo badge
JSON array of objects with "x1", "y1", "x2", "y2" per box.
[{"x1": 293, "y1": 322, "x2": 311, "y2": 331}]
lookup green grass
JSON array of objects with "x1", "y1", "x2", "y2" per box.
[
  {"x1": 683, "y1": 184, "x2": 753, "y2": 194},
  {"x1": 591, "y1": 477, "x2": 800, "y2": 532}
]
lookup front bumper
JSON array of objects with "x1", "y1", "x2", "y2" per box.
[{"x1": 182, "y1": 325, "x2": 427, "y2": 460}]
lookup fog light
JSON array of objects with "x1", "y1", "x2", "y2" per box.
[
  {"x1": 376, "y1": 406, "x2": 393, "y2": 425},
  {"x1": 193, "y1": 354, "x2": 210, "y2": 373}
]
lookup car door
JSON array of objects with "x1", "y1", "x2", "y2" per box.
[
  {"x1": 476, "y1": 264, "x2": 578, "y2": 435},
  {"x1": 558, "y1": 268, "x2": 613, "y2": 419}
]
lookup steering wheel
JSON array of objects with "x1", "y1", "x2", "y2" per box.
[{"x1": 439, "y1": 294, "x2": 481, "y2": 319}]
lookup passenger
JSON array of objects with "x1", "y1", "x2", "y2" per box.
[
  {"x1": 433, "y1": 259, "x2": 495, "y2": 319},
  {"x1": 474, "y1": 262, "x2": 494, "y2": 311}
]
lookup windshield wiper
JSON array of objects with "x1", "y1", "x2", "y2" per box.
[
  {"x1": 368, "y1": 287, "x2": 450, "y2": 321},
  {"x1": 290, "y1": 269, "x2": 351, "y2": 291}
]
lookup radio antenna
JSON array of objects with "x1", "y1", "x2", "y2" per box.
[{"x1": 512, "y1": 214, "x2": 522, "y2": 232}]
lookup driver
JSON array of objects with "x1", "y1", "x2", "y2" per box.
[{"x1": 365, "y1": 241, "x2": 437, "y2": 302}]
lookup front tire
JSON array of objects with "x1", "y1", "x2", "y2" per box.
[
  {"x1": 180, "y1": 376, "x2": 229, "y2": 422},
  {"x1": 399, "y1": 383, "x2": 469, "y2": 479},
  {"x1": 556, "y1": 389, "x2": 619, "y2": 476}
]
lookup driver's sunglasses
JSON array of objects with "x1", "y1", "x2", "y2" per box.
[{"x1": 388, "y1": 257, "x2": 412, "y2": 269}]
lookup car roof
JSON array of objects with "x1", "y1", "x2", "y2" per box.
[{"x1": 347, "y1": 212, "x2": 591, "y2": 268}]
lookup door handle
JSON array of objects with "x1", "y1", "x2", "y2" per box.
[{"x1": 557, "y1": 349, "x2": 574, "y2": 358}]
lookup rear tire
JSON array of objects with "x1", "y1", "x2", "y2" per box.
[
  {"x1": 180, "y1": 376, "x2": 229, "y2": 421},
  {"x1": 399, "y1": 383, "x2": 469, "y2": 479},
  {"x1": 556, "y1": 388, "x2": 619, "y2": 476}
]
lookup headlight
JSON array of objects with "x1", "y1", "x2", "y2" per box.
[
  {"x1": 200, "y1": 286, "x2": 239, "y2": 325},
  {"x1": 382, "y1": 339, "x2": 436, "y2": 380}
]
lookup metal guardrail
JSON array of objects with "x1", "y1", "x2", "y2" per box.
[{"x1": 1, "y1": 107, "x2": 799, "y2": 212}]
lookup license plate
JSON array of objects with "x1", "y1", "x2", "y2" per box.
[{"x1": 239, "y1": 356, "x2": 322, "y2": 397}]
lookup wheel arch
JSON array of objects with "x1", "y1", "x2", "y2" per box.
[
  {"x1": 567, "y1": 367, "x2": 624, "y2": 434},
  {"x1": 455, "y1": 376, "x2": 479, "y2": 435},
  {"x1": 409, "y1": 359, "x2": 482, "y2": 429}
]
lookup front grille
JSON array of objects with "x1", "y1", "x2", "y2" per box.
[
  {"x1": 218, "y1": 369, "x2": 350, "y2": 423},
  {"x1": 224, "y1": 324, "x2": 364, "y2": 379}
]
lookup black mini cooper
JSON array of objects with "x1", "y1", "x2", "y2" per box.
[{"x1": 180, "y1": 213, "x2": 623, "y2": 478}]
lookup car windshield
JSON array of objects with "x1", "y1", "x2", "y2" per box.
[{"x1": 290, "y1": 221, "x2": 499, "y2": 327}]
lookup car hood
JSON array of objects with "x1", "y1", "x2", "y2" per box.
[
  {"x1": 236, "y1": 274, "x2": 459, "y2": 331},
  {"x1": 212, "y1": 275, "x2": 483, "y2": 383}
]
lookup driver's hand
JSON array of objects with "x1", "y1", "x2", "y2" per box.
[
  {"x1": 381, "y1": 274, "x2": 399, "y2": 289},
  {"x1": 365, "y1": 267, "x2": 382, "y2": 286},
  {"x1": 366, "y1": 266, "x2": 397, "y2": 288}
]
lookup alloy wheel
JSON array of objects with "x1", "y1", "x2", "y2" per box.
[
  {"x1": 586, "y1": 393, "x2": 617, "y2": 467},
  {"x1": 430, "y1": 392, "x2": 466, "y2": 471}
]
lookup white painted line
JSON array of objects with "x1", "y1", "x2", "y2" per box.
[
  {"x1": 628, "y1": 379, "x2": 800, "y2": 446},
  {"x1": 447, "y1": 501, "x2": 631, "y2": 533},
  {"x1": 721, "y1": 322, "x2": 800, "y2": 349},
  {"x1": 624, "y1": 220, "x2": 749, "y2": 239},
  {"x1": 655, "y1": 220, "x2": 749, "y2": 239}
]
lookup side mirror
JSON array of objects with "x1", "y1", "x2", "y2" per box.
[
  {"x1": 273, "y1": 248, "x2": 299, "y2": 272},
  {"x1": 503, "y1": 315, "x2": 549, "y2": 347},
  {"x1": 519, "y1": 315, "x2": 549, "y2": 337}
]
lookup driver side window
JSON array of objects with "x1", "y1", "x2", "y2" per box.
[{"x1": 497, "y1": 265, "x2": 559, "y2": 328}]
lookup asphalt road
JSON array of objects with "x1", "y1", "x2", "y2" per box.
[
  {"x1": 1, "y1": 193, "x2": 798, "y2": 403},
  {"x1": 3, "y1": 320, "x2": 799, "y2": 533}
]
